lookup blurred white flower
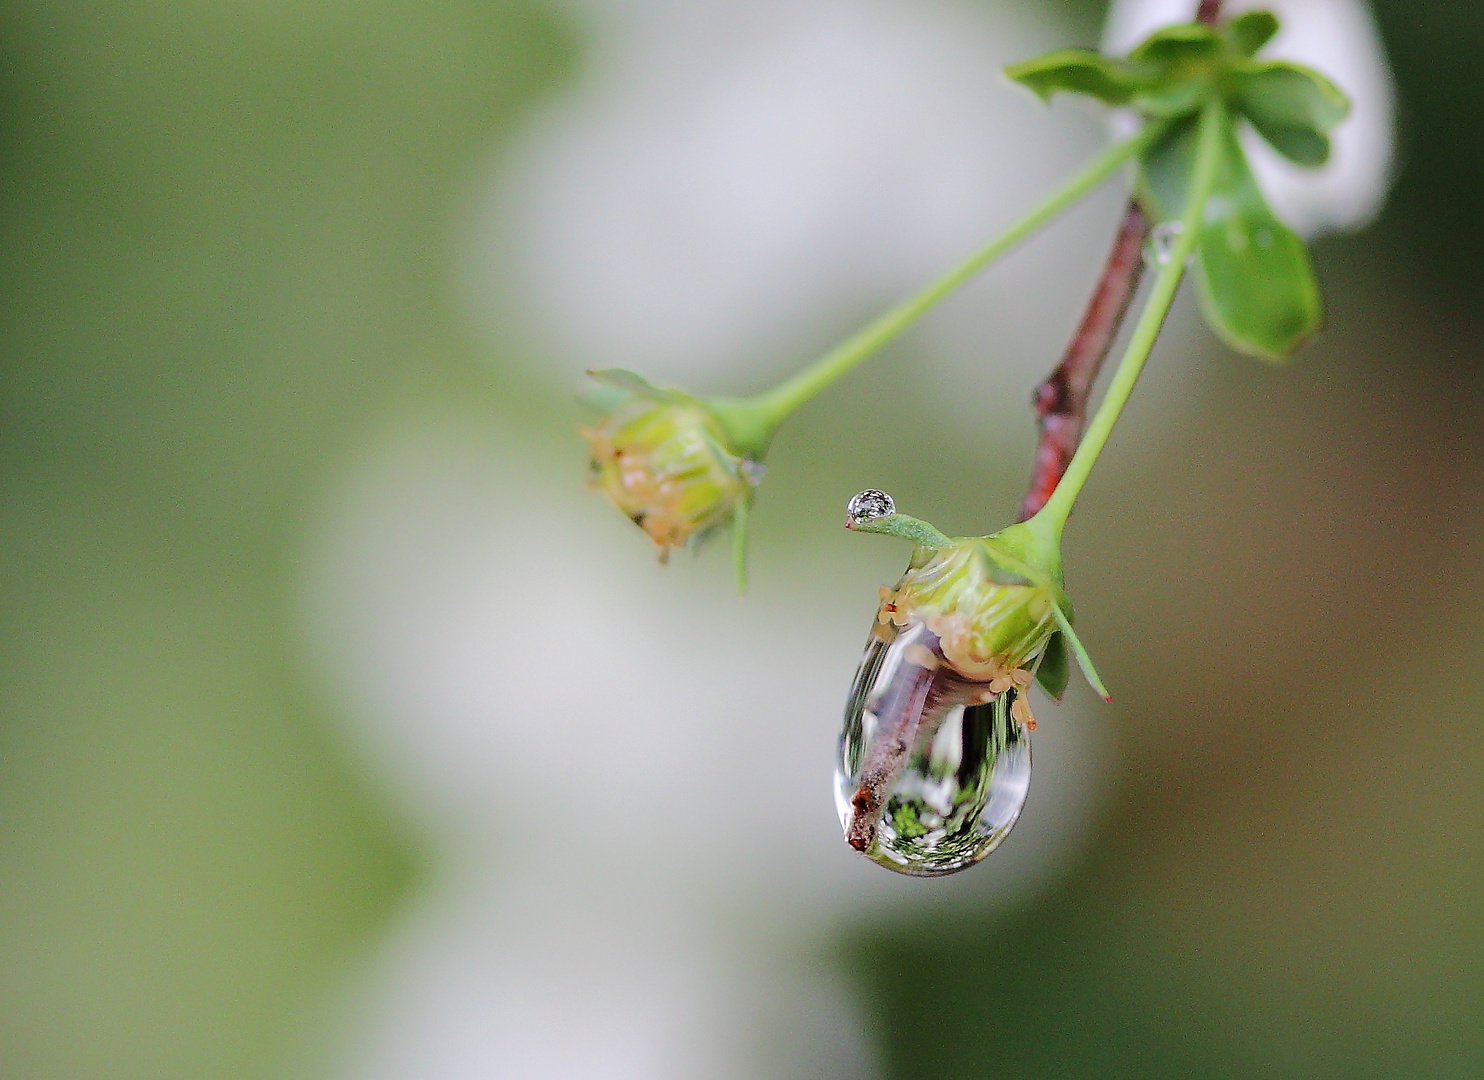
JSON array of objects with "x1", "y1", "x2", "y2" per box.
[
  {"x1": 464, "y1": 0, "x2": 1117, "y2": 404},
  {"x1": 1104, "y1": 0, "x2": 1396, "y2": 237}
]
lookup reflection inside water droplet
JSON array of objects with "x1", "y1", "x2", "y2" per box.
[
  {"x1": 846, "y1": 488, "x2": 895, "y2": 524},
  {"x1": 835, "y1": 619, "x2": 1031, "y2": 876},
  {"x1": 1144, "y1": 220, "x2": 1185, "y2": 267}
]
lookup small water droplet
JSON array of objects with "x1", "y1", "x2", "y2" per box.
[
  {"x1": 846, "y1": 489, "x2": 895, "y2": 524},
  {"x1": 835, "y1": 619, "x2": 1031, "y2": 876},
  {"x1": 1144, "y1": 220, "x2": 1185, "y2": 267},
  {"x1": 740, "y1": 459, "x2": 767, "y2": 486}
]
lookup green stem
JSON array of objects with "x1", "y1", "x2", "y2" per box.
[
  {"x1": 1026, "y1": 100, "x2": 1226, "y2": 548},
  {"x1": 709, "y1": 122, "x2": 1167, "y2": 458}
]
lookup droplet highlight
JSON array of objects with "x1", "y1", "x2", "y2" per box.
[
  {"x1": 1144, "y1": 220, "x2": 1185, "y2": 267},
  {"x1": 835, "y1": 618, "x2": 1031, "y2": 876}
]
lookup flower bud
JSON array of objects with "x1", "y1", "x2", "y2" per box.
[
  {"x1": 878, "y1": 537, "x2": 1061, "y2": 687},
  {"x1": 581, "y1": 387, "x2": 759, "y2": 559}
]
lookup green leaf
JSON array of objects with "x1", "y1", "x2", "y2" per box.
[
  {"x1": 1223, "y1": 10, "x2": 1280, "y2": 57},
  {"x1": 1003, "y1": 49, "x2": 1142, "y2": 106},
  {"x1": 1228, "y1": 61, "x2": 1350, "y2": 167},
  {"x1": 1137, "y1": 113, "x2": 1201, "y2": 223},
  {"x1": 1196, "y1": 119, "x2": 1323, "y2": 360},
  {"x1": 1035, "y1": 632, "x2": 1070, "y2": 701},
  {"x1": 1127, "y1": 22, "x2": 1222, "y2": 68},
  {"x1": 1138, "y1": 114, "x2": 1323, "y2": 361},
  {"x1": 577, "y1": 380, "x2": 631, "y2": 413}
]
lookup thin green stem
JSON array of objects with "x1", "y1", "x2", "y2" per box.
[
  {"x1": 1027, "y1": 100, "x2": 1227, "y2": 546},
  {"x1": 709, "y1": 122, "x2": 1167, "y2": 457}
]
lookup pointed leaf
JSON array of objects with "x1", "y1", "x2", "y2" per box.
[
  {"x1": 1035, "y1": 632, "x2": 1070, "y2": 701},
  {"x1": 1223, "y1": 10, "x2": 1279, "y2": 57},
  {"x1": 1195, "y1": 119, "x2": 1323, "y2": 360},
  {"x1": 1228, "y1": 61, "x2": 1350, "y2": 167},
  {"x1": 1004, "y1": 49, "x2": 1142, "y2": 106}
]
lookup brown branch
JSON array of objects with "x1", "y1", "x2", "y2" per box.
[
  {"x1": 1016, "y1": 0, "x2": 1223, "y2": 523},
  {"x1": 1018, "y1": 201, "x2": 1148, "y2": 521}
]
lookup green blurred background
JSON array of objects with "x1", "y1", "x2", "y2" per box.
[{"x1": 2, "y1": 1, "x2": 1481, "y2": 1077}]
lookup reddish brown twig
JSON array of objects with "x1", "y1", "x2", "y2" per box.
[
  {"x1": 1016, "y1": 0, "x2": 1222, "y2": 522},
  {"x1": 1018, "y1": 201, "x2": 1149, "y2": 521}
]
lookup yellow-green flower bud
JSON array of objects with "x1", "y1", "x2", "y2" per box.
[
  {"x1": 582, "y1": 394, "x2": 758, "y2": 559},
  {"x1": 878, "y1": 537, "x2": 1060, "y2": 684}
]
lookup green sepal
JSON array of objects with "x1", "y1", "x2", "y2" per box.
[
  {"x1": 1051, "y1": 604, "x2": 1111, "y2": 702},
  {"x1": 1223, "y1": 10, "x2": 1279, "y2": 58},
  {"x1": 731, "y1": 491, "x2": 751, "y2": 595},
  {"x1": 1034, "y1": 632, "x2": 1070, "y2": 701},
  {"x1": 1227, "y1": 60, "x2": 1349, "y2": 167},
  {"x1": 585, "y1": 367, "x2": 674, "y2": 403},
  {"x1": 1139, "y1": 113, "x2": 1322, "y2": 361},
  {"x1": 986, "y1": 565, "x2": 1034, "y2": 587},
  {"x1": 1004, "y1": 49, "x2": 1141, "y2": 106}
]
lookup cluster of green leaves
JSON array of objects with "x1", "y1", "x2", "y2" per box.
[{"x1": 1005, "y1": 11, "x2": 1349, "y2": 361}]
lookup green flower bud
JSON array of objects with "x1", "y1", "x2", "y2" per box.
[
  {"x1": 844, "y1": 489, "x2": 1109, "y2": 707},
  {"x1": 877, "y1": 536, "x2": 1061, "y2": 689},
  {"x1": 580, "y1": 370, "x2": 761, "y2": 561}
]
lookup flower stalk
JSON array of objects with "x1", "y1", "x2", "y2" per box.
[
  {"x1": 1022, "y1": 96, "x2": 1228, "y2": 550},
  {"x1": 707, "y1": 123, "x2": 1167, "y2": 458}
]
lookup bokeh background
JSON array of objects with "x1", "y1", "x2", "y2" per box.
[{"x1": 2, "y1": 0, "x2": 1482, "y2": 1077}]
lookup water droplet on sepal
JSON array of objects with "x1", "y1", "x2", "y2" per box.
[
  {"x1": 846, "y1": 488, "x2": 895, "y2": 524},
  {"x1": 835, "y1": 617, "x2": 1031, "y2": 876}
]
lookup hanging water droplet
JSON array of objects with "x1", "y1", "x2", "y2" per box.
[
  {"x1": 1144, "y1": 220, "x2": 1185, "y2": 267},
  {"x1": 846, "y1": 488, "x2": 895, "y2": 525},
  {"x1": 835, "y1": 619, "x2": 1031, "y2": 876},
  {"x1": 740, "y1": 458, "x2": 767, "y2": 486}
]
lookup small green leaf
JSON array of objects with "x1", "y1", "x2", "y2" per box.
[
  {"x1": 1138, "y1": 114, "x2": 1323, "y2": 361},
  {"x1": 1004, "y1": 49, "x2": 1142, "y2": 106},
  {"x1": 1228, "y1": 61, "x2": 1350, "y2": 167},
  {"x1": 1137, "y1": 113, "x2": 1201, "y2": 223},
  {"x1": 1196, "y1": 119, "x2": 1323, "y2": 360},
  {"x1": 1035, "y1": 632, "x2": 1070, "y2": 701},
  {"x1": 1223, "y1": 10, "x2": 1280, "y2": 57}
]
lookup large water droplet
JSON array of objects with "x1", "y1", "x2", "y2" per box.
[{"x1": 835, "y1": 620, "x2": 1030, "y2": 876}]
